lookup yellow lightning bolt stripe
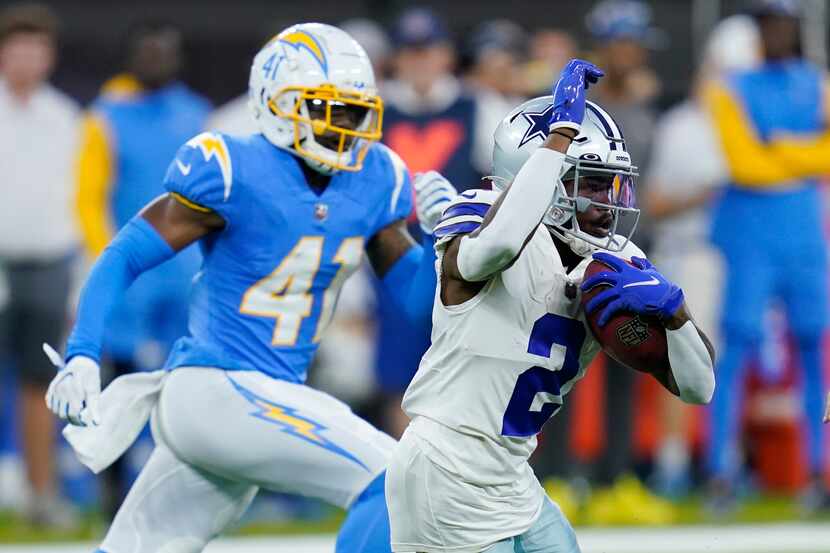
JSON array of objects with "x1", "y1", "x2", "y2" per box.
[
  {"x1": 277, "y1": 30, "x2": 327, "y2": 74},
  {"x1": 185, "y1": 132, "x2": 233, "y2": 199},
  {"x1": 255, "y1": 399, "x2": 324, "y2": 444},
  {"x1": 228, "y1": 376, "x2": 370, "y2": 471}
]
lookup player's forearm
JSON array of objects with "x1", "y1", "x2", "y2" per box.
[
  {"x1": 456, "y1": 147, "x2": 567, "y2": 281},
  {"x1": 665, "y1": 308, "x2": 715, "y2": 404},
  {"x1": 65, "y1": 217, "x2": 175, "y2": 361},
  {"x1": 380, "y1": 235, "x2": 437, "y2": 329}
]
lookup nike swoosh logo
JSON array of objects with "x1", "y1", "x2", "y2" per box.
[
  {"x1": 623, "y1": 276, "x2": 660, "y2": 288},
  {"x1": 176, "y1": 159, "x2": 192, "y2": 176}
]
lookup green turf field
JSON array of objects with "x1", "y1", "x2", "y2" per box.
[{"x1": 1, "y1": 494, "x2": 828, "y2": 544}]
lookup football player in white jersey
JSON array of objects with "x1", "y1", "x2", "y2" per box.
[{"x1": 385, "y1": 60, "x2": 716, "y2": 552}]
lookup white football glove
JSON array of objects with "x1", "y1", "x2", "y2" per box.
[
  {"x1": 414, "y1": 171, "x2": 457, "y2": 235},
  {"x1": 43, "y1": 344, "x2": 101, "y2": 427}
]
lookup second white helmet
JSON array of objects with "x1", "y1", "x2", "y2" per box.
[{"x1": 491, "y1": 96, "x2": 639, "y2": 255}]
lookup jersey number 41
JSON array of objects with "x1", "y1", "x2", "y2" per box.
[{"x1": 239, "y1": 236, "x2": 364, "y2": 346}]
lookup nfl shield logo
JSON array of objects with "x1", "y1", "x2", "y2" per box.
[
  {"x1": 616, "y1": 316, "x2": 650, "y2": 347},
  {"x1": 314, "y1": 203, "x2": 329, "y2": 221}
]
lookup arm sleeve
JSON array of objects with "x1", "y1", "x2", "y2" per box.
[
  {"x1": 75, "y1": 113, "x2": 116, "y2": 258},
  {"x1": 163, "y1": 132, "x2": 235, "y2": 220},
  {"x1": 456, "y1": 148, "x2": 566, "y2": 281},
  {"x1": 703, "y1": 81, "x2": 830, "y2": 186},
  {"x1": 372, "y1": 145, "x2": 434, "y2": 328},
  {"x1": 666, "y1": 320, "x2": 715, "y2": 404},
  {"x1": 65, "y1": 217, "x2": 176, "y2": 362},
  {"x1": 380, "y1": 234, "x2": 437, "y2": 329}
]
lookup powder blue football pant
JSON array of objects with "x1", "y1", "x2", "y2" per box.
[
  {"x1": 484, "y1": 500, "x2": 580, "y2": 553},
  {"x1": 707, "y1": 232, "x2": 827, "y2": 480}
]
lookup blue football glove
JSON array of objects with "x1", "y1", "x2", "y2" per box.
[
  {"x1": 549, "y1": 59, "x2": 604, "y2": 133},
  {"x1": 581, "y1": 252, "x2": 684, "y2": 327}
]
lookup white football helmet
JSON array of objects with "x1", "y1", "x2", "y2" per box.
[
  {"x1": 248, "y1": 23, "x2": 383, "y2": 173},
  {"x1": 491, "y1": 95, "x2": 639, "y2": 255}
]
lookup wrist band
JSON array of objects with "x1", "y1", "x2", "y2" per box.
[{"x1": 549, "y1": 129, "x2": 575, "y2": 140}]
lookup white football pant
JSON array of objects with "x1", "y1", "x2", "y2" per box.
[{"x1": 100, "y1": 367, "x2": 396, "y2": 553}]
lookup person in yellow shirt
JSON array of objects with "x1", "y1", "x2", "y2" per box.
[
  {"x1": 703, "y1": 0, "x2": 830, "y2": 512},
  {"x1": 74, "y1": 19, "x2": 209, "y2": 510}
]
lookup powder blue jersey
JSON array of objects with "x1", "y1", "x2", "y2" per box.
[{"x1": 163, "y1": 132, "x2": 411, "y2": 383}]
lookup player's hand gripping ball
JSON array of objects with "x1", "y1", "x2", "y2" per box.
[{"x1": 579, "y1": 252, "x2": 683, "y2": 374}]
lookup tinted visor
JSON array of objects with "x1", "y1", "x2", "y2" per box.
[
  {"x1": 562, "y1": 166, "x2": 637, "y2": 209},
  {"x1": 306, "y1": 98, "x2": 370, "y2": 131}
]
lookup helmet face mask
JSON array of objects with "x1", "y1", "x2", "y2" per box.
[
  {"x1": 249, "y1": 24, "x2": 384, "y2": 173},
  {"x1": 490, "y1": 96, "x2": 640, "y2": 255},
  {"x1": 548, "y1": 155, "x2": 640, "y2": 253},
  {"x1": 267, "y1": 83, "x2": 383, "y2": 172}
]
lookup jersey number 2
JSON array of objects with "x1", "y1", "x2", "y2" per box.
[
  {"x1": 501, "y1": 313, "x2": 586, "y2": 437},
  {"x1": 239, "y1": 236, "x2": 363, "y2": 346}
]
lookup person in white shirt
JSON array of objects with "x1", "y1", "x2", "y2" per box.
[{"x1": 0, "y1": 2, "x2": 79, "y2": 527}]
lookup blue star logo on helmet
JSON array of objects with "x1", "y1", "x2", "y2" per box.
[
  {"x1": 512, "y1": 103, "x2": 555, "y2": 148},
  {"x1": 277, "y1": 30, "x2": 328, "y2": 76}
]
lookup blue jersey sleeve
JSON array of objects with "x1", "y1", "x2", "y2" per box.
[
  {"x1": 372, "y1": 144, "x2": 413, "y2": 233},
  {"x1": 163, "y1": 132, "x2": 235, "y2": 220}
]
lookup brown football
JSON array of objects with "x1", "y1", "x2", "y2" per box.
[{"x1": 580, "y1": 258, "x2": 670, "y2": 375}]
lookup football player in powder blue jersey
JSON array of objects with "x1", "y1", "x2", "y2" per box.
[{"x1": 45, "y1": 23, "x2": 454, "y2": 553}]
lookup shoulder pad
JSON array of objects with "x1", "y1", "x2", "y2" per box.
[
  {"x1": 164, "y1": 132, "x2": 235, "y2": 215},
  {"x1": 372, "y1": 143, "x2": 409, "y2": 213},
  {"x1": 184, "y1": 132, "x2": 233, "y2": 199},
  {"x1": 434, "y1": 188, "x2": 500, "y2": 248}
]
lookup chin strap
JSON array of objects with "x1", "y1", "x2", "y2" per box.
[{"x1": 547, "y1": 225, "x2": 598, "y2": 257}]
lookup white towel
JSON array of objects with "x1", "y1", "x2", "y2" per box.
[{"x1": 63, "y1": 370, "x2": 168, "y2": 473}]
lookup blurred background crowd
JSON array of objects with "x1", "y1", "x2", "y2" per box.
[{"x1": 1, "y1": 0, "x2": 830, "y2": 537}]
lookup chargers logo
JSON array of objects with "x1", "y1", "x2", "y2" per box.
[
  {"x1": 228, "y1": 377, "x2": 369, "y2": 471},
  {"x1": 278, "y1": 30, "x2": 328, "y2": 76},
  {"x1": 186, "y1": 133, "x2": 233, "y2": 200}
]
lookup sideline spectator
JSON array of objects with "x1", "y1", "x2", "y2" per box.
[
  {"x1": 75, "y1": 19, "x2": 209, "y2": 513},
  {"x1": 382, "y1": 8, "x2": 491, "y2": 190},
  {"x1": 703, "y1": 0, "x2": 830, "y2": 513},
  {"x1": 462, "y1": 19, "x2": 526, "y2": 102},
  {"x1": 376, "y1": 8, "x2": 495, "y2": 437},
  {"x1": 0, "y1": 2, "x2": 79, "y2": 527},
  {"x1": 644, "y1": 14, "x2": 761, "y2": 497},
  {"x1": 341, "y1": 18, "x2": 392, "y2": 81},
  {"x1": 522, "y1": 29, "x2": 579, "y2": 97},
  {"x1": 587, "y1": 0, "x2": 661, "y2": 188},
  {"x1": 462, "y1": 19, "x2": 527, "y2": 172}
]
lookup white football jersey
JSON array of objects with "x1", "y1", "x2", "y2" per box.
[{"x1": 402, "y1": 189, "x2": 644, "y2": 525}]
